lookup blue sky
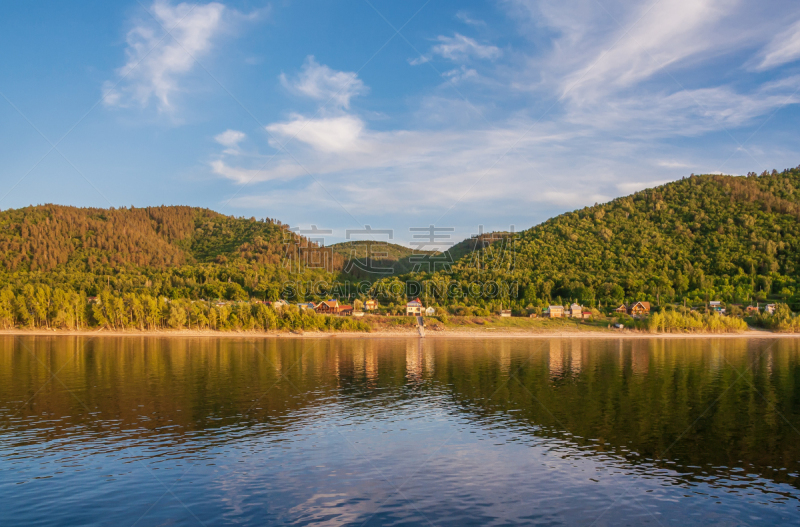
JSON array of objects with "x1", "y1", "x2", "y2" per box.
[{"x1": 1, "y1": 0, "x2": 800, "y2": 246}]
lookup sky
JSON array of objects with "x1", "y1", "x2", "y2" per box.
[{"x1": 1, "y1": 0, "x2": 800, "y2": 247}]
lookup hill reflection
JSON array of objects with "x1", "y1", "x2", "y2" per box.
[{"x1": 2, "y1": 335, "x2": 799, "y2": 495}]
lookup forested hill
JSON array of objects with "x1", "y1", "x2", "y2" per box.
[
  {"x1": 328, "y1": 241, "x2": 436, "y2": 276},
  {"x1": 0, "y1": 205, "x2": 300, "y2": 272},
  {"x1": 0, "y1": 205, "x2": 348, "y2": 299},
  {"x1": 435, "y1": 166, "x2": 800, "y2": 309}
]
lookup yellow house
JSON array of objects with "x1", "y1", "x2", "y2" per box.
[{"x1": 546, "y1": 305, "x2": 564, "y2": 318}]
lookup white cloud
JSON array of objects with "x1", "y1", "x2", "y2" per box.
[
  {"x1": 411, "y1": 33, "x2": 502, "y2": 66},
  {"x1": 562, "y1": 0, "x2": 736, "y2": 101},
  {"x1": 103, "y1": 1, "x2": 226, "y2": 111},
  {"x1": 209, "y1": 2, "x2": 800, "y2": 230},
  {"x1": 432, "y1": 33, "x2": 502, "y2": 61},
  {"x1": 280, "y1": 56, "x2": 368, "y2": 109},
  {"x1": 214, "y1": 129, "x2": 246, "y2": 154},
  {"x1": 616, "y1": 180, "x2": 670, "y2": 194},
  {"x1": 456, "y1": 11, "x2": 486, "y2": 27},
  {"x1": 442, "y1": 66, "x2": 479, "y2": 83},
  {"x1": 212, "y1": 109, "x2": 608, "y2": 217},
  {"x1": 266, "y1": 115, "x2": 366, "y2": 154},
  {"x1": 656, "y1": 160, "x2": 692, "y2": 169},
  {"x1": 565, "y1": 78, "x2": 800, "y2": 137},
  {"x1": 757, "y1": 18, "x2": 800, "y2": 70}
]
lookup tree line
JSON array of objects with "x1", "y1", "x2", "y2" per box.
[{"x1": 0, "y1": 285, "x2": 369, "y2": 332}]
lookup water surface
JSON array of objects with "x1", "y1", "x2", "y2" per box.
[{"x1": 2, "y1": 336, "x2": 800, "y2": 525}]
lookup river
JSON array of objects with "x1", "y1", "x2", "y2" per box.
[{"x1": 1, "y1": 336, "x2": 799, "y2": 525}]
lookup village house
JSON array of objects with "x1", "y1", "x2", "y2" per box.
[
  {"x1": 709, "y1": 301, "x2": 724, "y2": 313},
  {"x1": 765, "y1": 304, "x2": 777, "y2": 315},
  {"x1": 500, "y1": 310, "x2": 512, "y2": 317},
  {"x1": 365, "y1": 299, "x2": 378, "y2": 311},
  {"x1": 297, "y1": 302, "x2": 316, "y2": 311},
  {"x1": 745, "y1": 305, "x2": 760, "y2": 315},
  {"x1": 406, "y1": 298, "x2": 423, "y2": 316},
  {"x1": 569, "y1": 303, "x2": 583, "y2": 318},
  {"x1": 353, "y1": 311, "x2": 365, "y2": 317},
  {"x1": 425, "y1": 306, "x2": 436, "y2": 316},
  {"x1": 315, "y1": 299, "x2": 354, "y2": 316},
  {"x1": 546, "y1": 305, "x2": 564, "y2": 318},
  {"x1": 272, "y1": 299, "x2": 289, "y2": 310},
  {"x1": 629, "y1": 301, "x2": 651, "y2": 317},
  {"x1": 614, "y1": 304, "x2": 628, "y2": 314},
  {"x1": 316, "y1": 299, "x2": 341, "y2": 314}
]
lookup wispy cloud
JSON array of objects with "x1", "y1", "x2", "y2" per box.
[
  {"x1": 616, "y1": 180, "x2": 670, "y2": 194},
  {"x1": 103, "y1": 1, "x2": 228, "y2": 111},
  {"x1": 214, "y1": 129, "x2": 246, "y2": 154},
  {"x1": 432, "y1": 33, "x2": 502, "y2": 61},
  {"x1": 562, "y1": 0, "x2": 736, "y2": 101},
  {"x1": 280, "y1": 56, "x2": 368, "y2": 109},
  {"x1": 456, "y1": 11, "x2": 486, "y2": 27},
  {"x1": 411, "y1": 33, "x2": 501, "y2": 66},
  {"x1": 757, "y1": 18, "x2": 800, "y2": 70},
  {"x1": 212, "y1": 1, "x2": 800, "y2": 229}
]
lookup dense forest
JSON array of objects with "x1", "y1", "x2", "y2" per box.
[
  {"x1": 373, "y1": 166, "x2": 800, "y2": 312},
  {"x1": 2, "y1": 166, "x2": 800, "y2": 330},
  {"x1": 329, "y1": 240, "x2": 437, "y2": 277},
  {"x1": 0, "y1": 204, "x2": 348, "y2": 300}
]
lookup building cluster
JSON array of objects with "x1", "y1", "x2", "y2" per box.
[
  {"x1": 405, "y1": 298, "x2": 436, "y2": 317},
  {"x1": 544, "y1": 303, "x2": 592, "y2": 319},
  {"x1": 613, "y1": 301, "x2": 652, "y2": 318},
  {"x1": 232, "y1": 297, "x2": 441, "y2": 317}
]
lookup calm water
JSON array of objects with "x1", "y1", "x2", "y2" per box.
[{"x1": 2, "y1": 336, "x2": 800, "y2": 526}]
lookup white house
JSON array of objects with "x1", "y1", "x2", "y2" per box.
[
  {"x1": 425, "y1": 306, "x2": 436, "y2": 316},
  {"x1": 406, "y1": 298, "x2": 423, "y2": 316}
]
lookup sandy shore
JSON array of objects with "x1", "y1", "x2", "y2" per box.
[{"x1": 0, "y1": 328, "x2": 795, "y2": 339}]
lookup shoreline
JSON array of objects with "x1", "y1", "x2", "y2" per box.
[{"x1": 0, "y1": 328, "x2": 796, "y2": 339}]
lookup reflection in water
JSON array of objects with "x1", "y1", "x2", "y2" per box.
[{"x1": 1, "y1": 336, "x2": 800, "y2": 526}]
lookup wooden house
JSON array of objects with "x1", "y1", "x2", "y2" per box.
[
  {"x1": 745, "y1": 305, "x2": 759, "y2": 315},
  {"x1": 365, "y1": 299, "x2": 378, "y2": 311},
  {"x1": 569, "y1": 303, "x2": 583, "y2": 318},
  {"x1": 546, "y1": 305, "x2": 564, "y2": 318},
  {"x1": 614, "y1": 304, "x2": 628, "y2": 314},
  {"x1": 316, "y1": 299, "x2": 342, "y2": 314},
  {"x1": 629, "y1": 301, "x2": 651, "y2": 316},
  {"x1": 339, "y1": 305, "x2": 354, "y2": 316},
  {"x1": 406, "y1": 298, "x2": 423, "y2": 316}
]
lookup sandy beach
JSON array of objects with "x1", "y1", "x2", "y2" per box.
[{"x1": 0, "y1": 328, "x2": 795, "y2": 339}]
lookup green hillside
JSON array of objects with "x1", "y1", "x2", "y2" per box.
[
  {"x1": 329, "y1": 240, "x2": 435, "y2": 276},
  {"x1": 372, "y1": 167, "x2": 800, "y2": 310},
  {"x1": 4, "y1": 165, "x2": 800, "y2": 315},
  {"x1": 0, "y1": 205, "x2": 337, "y2": 300}
]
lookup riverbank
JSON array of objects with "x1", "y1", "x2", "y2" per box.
[{"x1": 0, "y1": 327, "x2": 795, "y2": 339}]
